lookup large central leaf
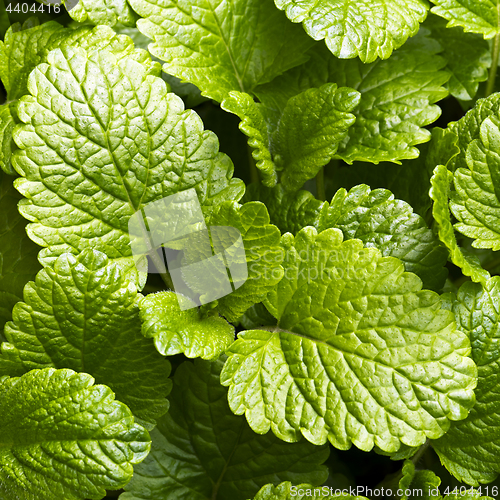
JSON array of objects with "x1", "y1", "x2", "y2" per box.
[
  {"x1": 221, "y1": 228, "x2": 477, "y2": 453},
  {"x1": 13, "y1": 45, "x2": 243, "y2": 281}
]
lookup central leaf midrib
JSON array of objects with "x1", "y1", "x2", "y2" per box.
[{"x1": 265, "y1": 325, "x2": 453, "y2": 382}]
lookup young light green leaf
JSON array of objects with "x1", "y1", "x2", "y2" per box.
[
  {"x1": 122, "y1": 358, "x2": 329, "y2": 500},
  {"x1": 255, "y1": 34, "x2": 449, "y2": 165},
  {"x1": 139, "y1": 291, "x2": 235, "y2": 360},
  {"x1": 0, "y1": 249, "x2": 171, "y2": 429},
  {"x1": 13, "y1": 46, "x2": 243, "y2": 283},
  {"x1": 244, "y1": 184, "x2": 328, "y2": 235},
  {"x1": 430, "y1": 0, "x2": 500, "y2": 38},
  {"x1": 450, "y1": 118, "x2": 500, "y2": 250},
  {"x1": 223, "y1": 84, "x2": 359, "y2": 191},
  {"x1": 180, "y1": 202, "x2": 284, "y2": 322},
  {"x1": 324, "y1": 184, "x2": 449, "y2": 291},
  {"x1": 0, "y1": 368, "x2": 150, "y2": 500},
  {"x1": 0, "y1": 249, "x2": 171, "y2": 430},
  {"x1": 250, "y1": 481, "x2": 366, "y2": 500},
  {"x1": 398, "y1": 460, "x2": 441, "y2": 500},
  {"x1": 222, "y1": 92, "x2": 278, "y2": 187},
  {"x1": 64, "y1": 0, "x2": 138, "y2": 27},
  {"x1": 131, "y1": 0, "x2": 314, "y2": 102},
  {"x1": 429, "y1": 165, "x2": 490, "y2": 283},
  {"x1": 433, "y1": 277, "x2": 500, "y2": 485},
  {"x1": 425, "y1": 15, "x2": 490, "y2": 101},
  {"x1": 274, "y1": 0, "x2": 428, "y2": 63},
  {"x1": 0, "y1": 170, "x2": 40, "y2": 332},
  {"x1": 276, "y1": 84, "x2": 359, "y2": 192},
  {"x1": 221, "y1": 227, "x2": 477, "y2": 453}
]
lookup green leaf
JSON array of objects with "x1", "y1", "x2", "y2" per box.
[
  {"x1": 122, "y1": 358, "x2": 329, "y2": 500},
  {"x1": 447, "y1": 94, "x2": 500, "y2": 173},
  {"x1": 180, "y1": 202, "x2": 284, "y2": 323},
  {"x1": 64, "y1": 0, "x2": 138, "y2": 27},
  {"x1": 429, "y1": 165, "x2": 490, "y2": 283},
  {"x1": 330, "y1": 127, "x2": 461, "y2": 221},
  {"x1": 323, "y1": 184, "x2": 449, "y2": 291},
  {"x1": 0, "y1": 19, "x2": 65, "y2": 101},
  {"x1": 250, "y1": 481, "x2": 367, "y2": 500},
  {"x1": 139, "y1": 291, "x2": 235, "y2": 360},
  {"x1": 221, "y1": 92, "x2": 277, "y2": 187},
  {"x1": 221, "y1": 227, "x2": 477, "y2": 452},
  {"x1": 433, "y1": 277, "x2": 500, "y2": 485},
  {"x1": 275, "y1": 84, "x2": 359, "y2": 192},
  {"x1": 273, "y1": 0, "x2": 428, "y2": 63},
  {"x1": 222, "y1": 84, "x2": 359, "y2": 191},
  {"x1": 399, "y1": 460, "x2": 441, "y2": 500},
  {"x1": 450, "y1": 118, "x2": 500, "y2": 250},
  {"x1": 0, "y1": 21, "x2": 155, "y2": 175},
  {"x1": 0, "y1": 249, "x2": 171, "y2": 430},
  {"x1": 0, "y1": 170, "x2": 40, "y2": 332},
  {"x1": 13, "y1": 45, "x2": 243, "y2": 283},
  {"x1": 425, "y1": 14, "x2": 490, "y2": 101},
  {"x1": 255, "y1": 33, "x2": 449, "y2": 165},
  {"x1": 131, "y1": 0, "x2": 314, "y2": 102},
  {"x1": 0, "y1": 367, "x2": 150, "y2": 500},
  {"x1": 430, "y1": 0, "x2": 500, "y2": 38},
  {"x1": 244, "y1": 184, "x2": 328, "y2": 235}
]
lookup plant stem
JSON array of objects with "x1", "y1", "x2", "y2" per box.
[
  {"x1": 486, "y1": 33, "x2": 500, "y2": 97},
  {"x1": 316, "y1": 167, "x2": 326, "y2": 201},
  {"x1": 247, "y1": 144, "x2": 259, "y2": 184}
]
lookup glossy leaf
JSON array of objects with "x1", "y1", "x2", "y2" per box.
[
  {"x1": 221, "y1": 227, "x2": 477, "y2": 452},
  {"x1": 0, "y1": 249, "x2": 171, "y2": 430},
  {"x1": 425, "y1": 14, "x2": 490, "y2": 100},
  {"x1": 13, "y1": 46, "x2": 243, "y2": 282},
  {"x1": 430, "y1": 0, "x2": 500, "y2": 38},
  {"x1": 0, "y1": 368, "x2": 150, "y2": 500},
  {"x1": 433, "y1": 278, "x2": 500, "y2": 485},
  {"x1": 255, "y1": 33, "x2": 449, "y2": 165},
  {"x1": 450, "y1": 118, "x2": 500, "y2": 250},
  {"x1": 429, "y1": 165, "x2": 490, "y2": 283},
  {"x1": 324, "y1": 184, "x2": 449, "y2": 291},
  {"x1": 131, "y1": 0, "x2": 314, "y2": 102},
  {"x1": 140, "y1": 291, "x2": 235, "y2": 360},
  {"x1": 274, "y1": 0, "x2": 428, "y2": 63}
]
